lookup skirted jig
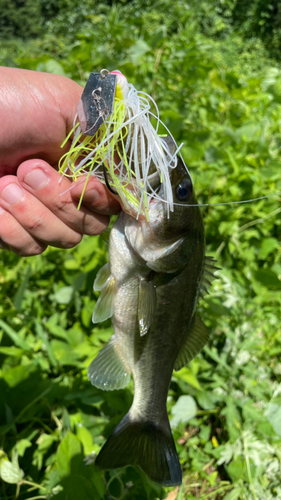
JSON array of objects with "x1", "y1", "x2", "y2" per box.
[{"x1": 59, "y1": 69, "x2": 189, "y2": 221}]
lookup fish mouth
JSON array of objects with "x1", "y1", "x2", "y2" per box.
[
  {"x1": 146, "y1": 171, "x2": 161, "y2": 192},
  {"x1": 103, "y1": 164, "x2": 161, "y2": 198}
]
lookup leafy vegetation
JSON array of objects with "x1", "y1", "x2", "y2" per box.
[{"x1": 0, "y1": 1, "x2": 281, "y2": 499}]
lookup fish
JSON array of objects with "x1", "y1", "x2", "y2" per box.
[{"x1": 87, "y1": 137, "x2": 216, "y2": 486}]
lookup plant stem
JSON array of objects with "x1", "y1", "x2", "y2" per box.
[
  {"x1": 2, "y1": 387, "x2": 51, "y2": 436},
  {"x1": 20, "y1": 479, "x2": 48, "y2": 492},
  {"x1": 199, "y1": 484, "x2": 233, "y2": 499},
  {"x1": 27, "y1": 496, "x2": 47, "y2": 500}
]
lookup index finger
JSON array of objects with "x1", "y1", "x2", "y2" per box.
[
  {"x1": 17, "y1": 160, "x2": 120, "y2": 235},
  {"x1": 69, "y1": 173, "x2": 121, "y2": 216}
]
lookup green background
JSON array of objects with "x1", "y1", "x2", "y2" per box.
[{"x1": 0, "y1": 1, "x2": 281, "y2": 499}]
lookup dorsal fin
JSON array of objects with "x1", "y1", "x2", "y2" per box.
[
  {"x1": 174, "y1": 315, "x2": 209, "y2": 371},
  {"x1": 200, "y1": 256, "x2": 221, "y2": 297}
]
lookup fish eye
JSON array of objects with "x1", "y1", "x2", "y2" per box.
[{"x1": 175, "y1": 178, "x2": 193, "y2": 201}]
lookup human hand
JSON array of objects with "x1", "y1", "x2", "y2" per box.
[{"x1": 0, "y1": 67, "x2": 120, "y2": 256}]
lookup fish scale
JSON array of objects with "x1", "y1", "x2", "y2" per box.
[{"x1": 88, "y1": 148, "x2": 212, "y2": 486}]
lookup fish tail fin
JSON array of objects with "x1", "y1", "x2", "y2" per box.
[{"x1": 95, "y1": 412, "x2": 182, "y2": 486}]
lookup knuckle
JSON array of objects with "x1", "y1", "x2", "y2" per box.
[
  {"x1": 61, "y1": 232, "x2": 82, "y2": 249},
  {"x1": 55, "y1": 198, "x2": 71, "y2": 213},
  {"x1": 14, "y1": 243, "x2": 46, "y2": 257},
  {"x1": 84, "y1": 216, "x2": 110, "y2": 236},
  {"x1": 24, "y1": 217, "x2": 44, "y2": 233}
]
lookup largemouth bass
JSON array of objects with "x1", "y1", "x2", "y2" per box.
[{"x1": 88, "y1": 139, "x2": 215, "y2": 486}]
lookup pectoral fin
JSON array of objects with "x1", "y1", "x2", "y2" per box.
[
  {"x1": 92, "y1": 275, "x2": 116, "y2": 323},
  {"x1": 174, "y1": 315, "x2": 209, "y2": 371},
  {"x1": 99, "y1": 227, "x2": 111, "y2": 244},
  {"x1": 88, "y1": 336, "x2": 131, "y2": 390},
  {"x1": 94, "y1": 263, "x2": 111, "y2": 291},
  {"x1": 138, "y1": 279, "x2": 157, "y2": 336}
]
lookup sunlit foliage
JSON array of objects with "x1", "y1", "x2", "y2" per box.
[{"x1": 0, "y1": 2, "x2": 281, "y2": 499}]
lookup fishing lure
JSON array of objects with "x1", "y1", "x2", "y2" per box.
[{"x1": 59, "y1": 69, "x2": 188, "y2": 221}]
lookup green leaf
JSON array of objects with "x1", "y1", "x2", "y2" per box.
[
  {"x1": 16, "y1": 439, "x2": 32, "y2": 457},
  {"x1": 161, "y1": 109, "x2": 184, "y2": 136},
  {"x1": 3, "y1": 361, "x2": 37, "y2": 387},
  {"x1": 228, "y1": 457, "x2": 256, "y2": 483},
  {"x1": 170, "y1": 395, "x2": 197, "y2": 427},
  {"x1": 35, "y1": 323, "x2": 58, "y2": 367},
  {"x1": 197, "y1": 391, "x2": 216, "y2": 410},
  {"x1": 267, "y1": 404, "x2": 281, "y2": 436},
  {"x1": 45, "y1": 320, "x2": 68, "y2": 340},
  {"x1": 128, "y1": 39, "x2": 150, "y2": 64},
  {"x1": 226, "y1": 458, "x2": 245, "y2": 482},
  {"x1": 13, "y1": 265, "x2": 31, "y2": 310},
  {"x1": 223, "y1": 487, "x2": 242, "y2": 500},
  {"x1": 53, "y1": 286, "x2": 74, "y2": 304},
  {"x1": 173, "y1": 367, "x2": 202, "y2": 390},
  {"x1": 57, "y1": 432, "x2": 82, "y2": 480},
  {"x1": 254, "y1": 269, "x2": 281, "y2": 289},
  {"x1": 64, "y1": 259, "x2": 80, "y2": 270},
  {"x1": 0, "y1": 346, "x2": 24, "y2": 357},
  {"x1": 51, "y1": 340, "x2": 82, "y2": 365},
  {"x1": 63, "y1": 474, "x2": 98, "y2": 500},
  {"x1": 258, "y1": 238, "x2": 279, "y2": 259},
  {"x1": 44, "y1": 58, "x2": 65, "y2": 75},
  {"x1": 76, "y1": 426, "x2": 94, "y2": 456},
  {"x1": 221, "y1": 399, "x2": 241, "y2": 441},
  {"x1": 0, "y1": 319, "x2": 30, "y2": 350},
  {"x1": 37, "y1": 433, "x2": 59, "y2": 453},
  {"x1": 0, "y1": 460, "x2": 23, "y2": 484}
]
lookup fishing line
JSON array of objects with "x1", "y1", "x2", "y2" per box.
[
  {"x1": 171, "y1": 191, "x2": 281, "y2": 208},
  {"x1": 59, "y1": 172, "x2": 281, "y2": 211}
]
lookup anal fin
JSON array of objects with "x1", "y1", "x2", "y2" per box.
[
  {"x1": 174, "y1": 315, "x2": 209, "y2": 371},
  {"x1": 88, "y1": 336, "x2": 131, "y2": 390},
  {"x1": 138, "y1": 279, "x2": 157, "y2": 336}
]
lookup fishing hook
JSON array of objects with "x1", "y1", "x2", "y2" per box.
[{"x1": 103, "y1": 165, "x2": 118, "y2": 195}]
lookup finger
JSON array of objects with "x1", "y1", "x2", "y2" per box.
[
  {"x1": 69, "y1": 175, "x2": 121, "y2": 215},
  {"x1": 0, "y1": 207, "x2": 47, "y2": 256},
  {"x1": 0, "y1": 176, "x2": 83, "y2": 249},
  {"x1": 17, "y1": 160, "x2": 111, "y2": 235}
]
